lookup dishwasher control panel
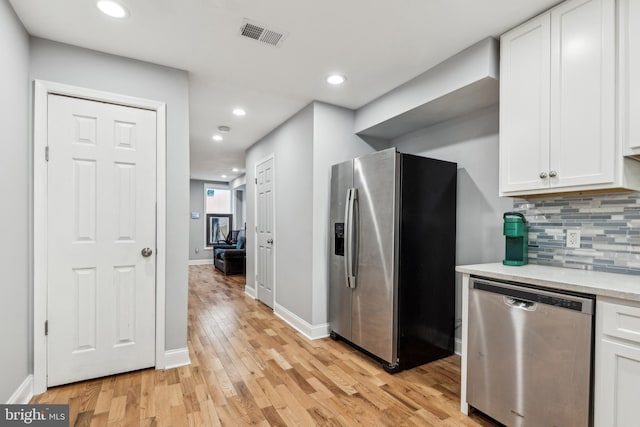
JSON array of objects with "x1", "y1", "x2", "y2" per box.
[{"x1": 472, "y1": 278, "x2": 594, "y2": 314}]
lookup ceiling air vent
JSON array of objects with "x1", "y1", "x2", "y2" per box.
[{"x1": 239, "y1": 19, "x2": 288, "y2": 47}]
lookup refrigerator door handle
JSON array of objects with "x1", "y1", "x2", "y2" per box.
[
  {"x1": 345, "y1": 188, "x2": 358, "y2": 288},
  {"x1": 344, "y1": 189, "x2": 352, "y2": 288}
]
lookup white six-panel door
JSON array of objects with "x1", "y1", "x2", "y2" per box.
[
  {"x1": 256, "y1": 157, "x2": 274, "y2": 308},
  {"x1": 47, "y1": 94, "x2": 157, "y2": 386}
]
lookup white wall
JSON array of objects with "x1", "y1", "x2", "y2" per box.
[
  {"x1": 310, "y1": 103, "x2": 375, "y2": 325},
  {"x1": 230, "y1": 175, "x2": 247, "y2": 189},
  {"x1": 391, "y1": 105, "x2": 513, "y2": 337},
  {"x1": 230, "y1": 177, "x2": 247, "y2": 231},
  {"x1": 0, "y1": 0, "x2": 30, "y2": 403},
  {"x1": 234, "y1": 188, "x2": 246, "y2": 231},
  {"x1": 30, "y1": 38, "x2": 190, "y2": 351},
  {"x1": 245, "y1": 102, "x2": 377, "y2": 327},
  {"x1": 245, "y1": 104, "x2": 314, "y2": 322}
]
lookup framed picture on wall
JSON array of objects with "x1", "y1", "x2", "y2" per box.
[{"x1": 205, "y1": 213, "x2": 233, "y2": 247}]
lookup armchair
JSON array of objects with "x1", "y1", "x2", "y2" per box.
[{"x1": 213, "y1": 233, "x2": 246, "y2": 275}]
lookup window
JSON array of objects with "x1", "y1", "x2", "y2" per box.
[
  {"x1": 204, "y1": 185, "x2": 232, "y2": 248},
  {"x1": 205, "y1": 187, "x2": 231, "y2": 214}
]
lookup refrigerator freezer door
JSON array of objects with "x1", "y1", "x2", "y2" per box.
[
  {"x1": 352, "y1": 148, "x2": 399, "y2": 364},
  {"x1": 329, "y1": 160, "x2": 354, "y2": 341}
]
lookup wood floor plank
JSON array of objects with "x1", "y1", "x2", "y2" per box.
[{"x1": 30, "y1": 265, "x2": 496, "y2": 426}]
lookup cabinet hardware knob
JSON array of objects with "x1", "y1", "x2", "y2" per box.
[
  {"x1": 549, "y1": 170, "x2": 558, "y2": 178},
  {"x1": 539, "y1": 172, "x2": 548, "y2": 179}
]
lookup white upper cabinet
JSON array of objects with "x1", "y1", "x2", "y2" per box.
[
  {"x1": 500, "y1": 0, "x2": 640, "y2": 196},
  {"x1": 500, "y1": 14, "x2": 551, "y2": 194},
  {"x1": 620, "y1": 0, "x2": 640, "y2": 158},
  {"x1": 549, "y1": 0, "x2": 615, "y2": 189}
]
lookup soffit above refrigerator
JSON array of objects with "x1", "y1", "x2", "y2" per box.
[{"x1": 355, "y1": 37, "x2": 499, "y2": 141}]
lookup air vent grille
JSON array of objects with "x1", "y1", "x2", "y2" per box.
[
  {"x1": 241, "y1": 23, "x2": 263, "y2": 41},
  {"x1": 239, "y1": 19, "x2": 287, "y2": 47}
]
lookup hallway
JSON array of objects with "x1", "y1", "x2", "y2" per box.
[{"x1": 31, "y1": 265, "x2": 494, "y2": 426}]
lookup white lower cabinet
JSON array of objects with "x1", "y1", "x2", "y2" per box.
[{"x1": 595, "y1": 298, "x2": 640, "y2": 427}]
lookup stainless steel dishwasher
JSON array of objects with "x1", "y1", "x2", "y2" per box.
[{"x1": 467, "y1": 277, "x2": 594, "y2": 427}]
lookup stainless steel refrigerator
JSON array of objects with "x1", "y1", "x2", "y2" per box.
[{"x1": 329, "y1": 148, "x2": 457, "y2": 372}]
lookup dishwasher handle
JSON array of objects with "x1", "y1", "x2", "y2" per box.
[{"x1": 504, "y1": 296, "x2": 537, "y2": 311}]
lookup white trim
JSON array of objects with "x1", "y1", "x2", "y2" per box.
[
  {"x1": 189, "y1": 259, "x2": 212, "y2": 266},
  {"x1": 254, "y1": 153, "x2": 276, "y2": 309},
  {"x1": 6, "y1": 375, "x2": 34, "y2": 404},
  {"x1": 163, "y1": 348, "x2": 191, "y2": 369},
  {"x1": 460, "y1": 273, "x2": 470, "y2": 415},
  {"x1": 154, "y1": 102, "x2": 167, "y2": 371},
  {"x1": 244, "y1": 286, "x2": 256, "y2": 299},
  {"x1": 454, "y1": 338, "x2": 462, "y2": 356},
  {"x1": 274, "y1": 303, "x2": 330, "y2": 340},
  {"x1": 33, "y1": 80, "x2": 168, "y2": 393}
]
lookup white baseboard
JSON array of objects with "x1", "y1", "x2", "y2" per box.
[
  {"x1": 455, "y1": 338, "x2": 462, "y2": 356},
  {"x1": 188, "y1": 259, "x2": 212, "y2": 266},
  {"x1": 244, "y1": 286, "x2": 256, "y2": 299},
  {"x1": 274, "y1": 303, "x2": 330, "y2": 340},
  {"x1": 7, "y1": 375, "x2": 33, "y2": 404},
  {"x1": 163, "y1": 348, "x2": 191, "y2": 369}
]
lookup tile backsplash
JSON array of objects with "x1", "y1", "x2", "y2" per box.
[{"x1": 513, "y1": 192, "x2": 640, "y2": 275}]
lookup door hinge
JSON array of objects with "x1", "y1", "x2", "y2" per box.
[
  {"x1": 45, "y1": 320, "x2": 48, "y2": 336},
  {"x1": 45, "y1": 146, "x2": 49, "y2": 162},
  {"x1": 255, "y1": 178, "x2": 257, "y2": 184}
]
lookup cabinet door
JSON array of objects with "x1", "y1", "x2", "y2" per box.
[
  {"x1": 499, "y1": 13, "x2": 551, "y2": 194},
  {"x1": 595, "y1": 338, "x2": 640, "y2": 427},
  {"x1": 549, "y1": 0, "x2": 615, "y2": 188},
  {"x1": 619, "y1": 0, "x2": 640, "y2": 157}
]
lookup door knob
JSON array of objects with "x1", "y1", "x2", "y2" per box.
[
  {"x1": 267, "y1": 238, "x2": 273, "y2": 244},
  {"x1": 141, "y1": 248, "x2": 153, "y2": 257}
]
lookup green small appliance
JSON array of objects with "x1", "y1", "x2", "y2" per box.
[{"x1": 503, "y1": 212, "x2": 528, "y2": 266}]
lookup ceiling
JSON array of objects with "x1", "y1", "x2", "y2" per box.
[{"x1": 10, "y1": 0, "x2": 560, "y2": 182}]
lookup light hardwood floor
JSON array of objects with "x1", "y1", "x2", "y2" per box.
[{"x1": 32, "y1": 264, "x2": 497, "y2": 426}]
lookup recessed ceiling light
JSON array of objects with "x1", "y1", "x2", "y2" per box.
[
  {"x1": 327, "y1": 74, "x2": 346, "y2": 85},
  {"x1": 96, "y1": 0, "x2": 129, "y2": 18},
  {"x1": 232, "y1": 108, "x2": 246, "y2": 116},
  {"x1": 212, "y1": 135, "x2": 223, "y2": 141},
  {"x1": 221, "y1": 175, "x2": 228, "y2": 178},
  {"x1": 232, "y1": 168, "x2": 239, "y2": 172}
]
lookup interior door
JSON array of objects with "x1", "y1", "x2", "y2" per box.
[
  {"x1": 256, "y1": 156, "x2": 275, "y2": 308},
  {"x1": 47, "y1": 94, "x2": 157, "y2": 386}
]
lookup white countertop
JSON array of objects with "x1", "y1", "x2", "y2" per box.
[{"x1": 456, "y1": 263, "x2": 640, "y2": 302}]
